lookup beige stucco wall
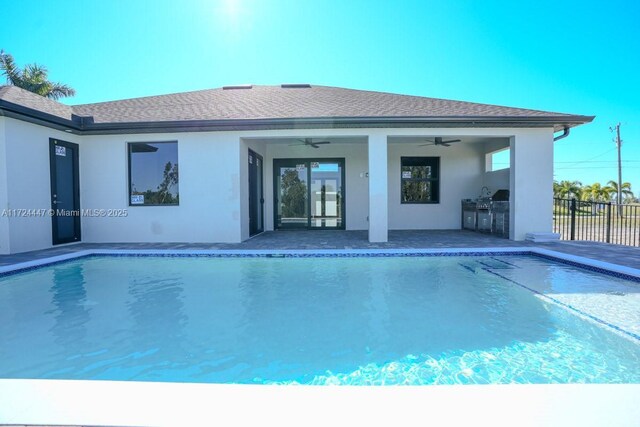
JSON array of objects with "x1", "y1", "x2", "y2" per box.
[
  {"x1": 0, "y1": 117, "x2": 8, "y2": 254},
  {"x1": 0, "y1": 119, "x2": 556, "y2": 253},
  {"x1": 81, "y1": 132, "x2": 243, "y2": 244},
  {"x1": 1, "y1": 117, "x2": 81, "y2": 254}
]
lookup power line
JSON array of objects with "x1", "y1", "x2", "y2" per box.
[
  {"x1": 554, "y1": 160, "x2": 640, "y2": 164},
  {"x1": 557, "y1": 147, "x2": 617, "y2": 168},
  {"x1": 554, "y1": 166, "x2": 628, "y2": 170}
]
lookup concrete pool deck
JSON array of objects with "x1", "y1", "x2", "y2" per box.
[
  {"x1": 1, "y1": 230, "x2": 639, "y2": 427},
  {"x1": 1, "y1": 380, "x2": 639, "y2": 427},
  {"x1": 1, "y1": 230, "x2": 639, "y2": 269}
]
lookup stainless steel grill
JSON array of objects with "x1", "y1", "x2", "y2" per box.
[
  {"x1": 461, "y1": 189, "x2": 510, "y2": 237},
  {"x1": 461, "y1": 200, "x2": 477, "y2": 230},
  {"x1": 476, "y1": 197, "x2": 493, "y2": 232},
  {"x1": 492, "y1": 201, "x2": 510, "y2": 237}
]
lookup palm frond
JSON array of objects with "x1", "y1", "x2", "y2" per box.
[
  {"x1": 0, "y1": 50, "x2": 23, "y2": 85},
  {"x1": 46, "y1": 82, "x2": 76, "y2": 100},
  {"x1": 0, "y1": 50, "x2": 76, "y2": 100}
]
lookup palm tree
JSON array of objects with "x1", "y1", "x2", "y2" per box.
[
  {"x1": 554, "y1": 180, "x2": 582, "y2": 199},
  {"x1": 581, "y1": 182, "x2": 613, "y2": 202},
  {"x1": 607, "y1": 180, "x2": 634, "y2": 203},
  {"x1": 0, "y1": 50, "x2": 75, "y2": 100}
]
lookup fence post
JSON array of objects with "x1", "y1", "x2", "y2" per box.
[
  {"x1": 606, "y1": 202, "x2": 612, "y2": 243},
  {"x1": 570, "y1": 198, "x2": 576, "y2": 241}
]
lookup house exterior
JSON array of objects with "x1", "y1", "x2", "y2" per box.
[{"x1": 0, "y1": 84, "x2": 593, "y2": 255}]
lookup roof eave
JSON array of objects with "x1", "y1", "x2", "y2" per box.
[
  {"x1": 0, "y1": 100, "x2": 80, "y2": 133},
  {"x1": 0, "y1": 101, "x2": 595, "y2": 135},
  {"x1": 71, "y1": 115, "x2": 597, "y2": 135}
]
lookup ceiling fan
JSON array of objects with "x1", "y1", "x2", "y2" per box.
[
  {"x1": 288, "y1": 138, "x2": 331, "y2": 149},
  {"x1": 419, "y1": 137, "x2": 462, "y2": 147}
]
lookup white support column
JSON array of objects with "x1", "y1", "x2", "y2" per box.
[
  {"x1": 368, "y1": 133, "x2": 389, "y2": 242},
  {"x1": 509, "y1": 129, "x2": 555, "y2": 240},
  {"x1": 0, "y1": 118, "x2": 9, "y2": 254},
  {"x1": 237, "y1": 137, "x2": 249, "y2": 242}
]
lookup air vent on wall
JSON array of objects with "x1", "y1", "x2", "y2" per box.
[
  {"x1": 281, "y1": 83, "x2": 311, "y2": 89},
  {"x1": 222, "y1": 85, "x2": 253, "y2": 90}
]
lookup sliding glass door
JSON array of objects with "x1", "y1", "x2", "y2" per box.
[
  {"x1": 310, "y1": 161, "x2": 342, "y2": 228},
  {"x1": 275, "y1": 161, "x2": 309, "y2": 229},
  {"x1": 274, "y1": 159, "x2": 345, "y2": 230}
]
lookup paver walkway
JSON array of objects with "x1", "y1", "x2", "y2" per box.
[{"x1": 1, "y1": 230, "x2": 639, "y2": 270}]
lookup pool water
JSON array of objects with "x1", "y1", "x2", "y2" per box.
[{"x1": 0, "y1": 255, "x2": 638, "y2": 385}]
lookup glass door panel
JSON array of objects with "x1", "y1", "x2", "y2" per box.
[
  {"x1": 275, "y1": 162, "x2": 308, "y2": 229},
  {"x1": 310, "y1": 161, "x2": 342, "y2": 229}
]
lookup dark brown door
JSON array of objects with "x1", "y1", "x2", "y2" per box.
[{"x1": 50, "y1": 138, "x2": 81, "y2": 244}]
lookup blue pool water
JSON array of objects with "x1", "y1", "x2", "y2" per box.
[{"x1": 0, "y1": 254, "x2": 639, "y2": 385}]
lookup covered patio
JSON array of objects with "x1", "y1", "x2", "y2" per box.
[{"x1": 241, "y1": 128, "x2": 548, "y2": 244}]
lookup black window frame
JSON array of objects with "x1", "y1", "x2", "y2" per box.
[
  {"x1": 127, "y1": 140, "x2": 179, "y2": 207},
  {"x1": 400, "y1": 156, "x2": 440, "y2": 204}
]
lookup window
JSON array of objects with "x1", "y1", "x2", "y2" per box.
[
  {"x1": 486, "y1": 148, "x2": 510, "y2": 172},
  {"x1": 128, "y1": 141, "x2": 179, "y2": 206},
  {"x1": 401, "y1": 157, "x2": 439, "y2": 203}
]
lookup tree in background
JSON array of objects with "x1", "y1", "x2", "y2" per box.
[
  {"x1": 131, "y1": 161, "x2": 179, "y2": 205},
  {"x1": 158, "y1": 162, "x2": 179, "y2": 204},
  {"x1": 280, "y1": 169, "x2": 307, "y2": 218},
  {"x1": 554, "y1": 180, "x2": 637, "y2": 204},
  {"x1": 607, "y1": 180, "x2": 634, "y2": 203},
  {"x1": 553, "y1": 180, "x2": 583, "y2": 200},
  {"x1": 581, "y1": 182, "x2": 613, "y2": 202},
  {"x1": 0, "y1": 50, "x2": 75, "y2": 100}
]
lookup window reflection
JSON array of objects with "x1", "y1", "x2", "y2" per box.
[{"x1": 129, "y1": 142, "x2": 179, "y2": 206}]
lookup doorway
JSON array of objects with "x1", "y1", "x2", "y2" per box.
[
  {"x1": 248, "y1": 149, "x2": 264, "y2": 236},
  {"x1": 274, "y1": 158, "x2": 345, "y2": 230},
  {"x1": 49, "y1": 138, "x2": 81, "y2": 245}
]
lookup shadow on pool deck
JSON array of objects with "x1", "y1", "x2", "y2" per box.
[{"x1": 0, "y1": 229, "x2": 639, "y2": 270}]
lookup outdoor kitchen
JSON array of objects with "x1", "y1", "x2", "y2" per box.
[{"x1": 461, "y1": 188, "x2": 510, "y2": 238}]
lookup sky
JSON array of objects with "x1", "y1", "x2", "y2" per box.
[{"x1": 2, "y1": 0, "x2": 639, "y2": 194}]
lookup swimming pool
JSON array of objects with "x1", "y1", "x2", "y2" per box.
[{"x1": 0, "y1": 252, "x2": 638, "y2": 385}]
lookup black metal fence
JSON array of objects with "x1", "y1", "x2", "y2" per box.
[{"x1": 553, "y1": 198, "x2": 640, "y2": 246}]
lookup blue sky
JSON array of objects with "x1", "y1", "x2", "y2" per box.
[{"x1": 2, "y1": 0, "x2": 639, "y2": 193}]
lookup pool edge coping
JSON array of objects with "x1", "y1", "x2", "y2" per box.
[
  {"x1": 1, "y1": 246, "x2": 639, "y2": 280},
  {"x1": 0, "y1": 380, "x2": 638, "y2": 426}
]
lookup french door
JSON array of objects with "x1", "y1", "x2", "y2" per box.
[{"x1": 274, "y1": 158, "x2": 345, "y2": 230}]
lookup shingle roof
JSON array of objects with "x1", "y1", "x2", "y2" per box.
[
  {"x1": 71, "y1": 85, "x2": 576, "y2": 122},
  {"x1": 0, "y1": 85, "x2": 74, "y2": 121},
  {"x1": 0, "y1": 84, "x2": 594, "y2": 134}
]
